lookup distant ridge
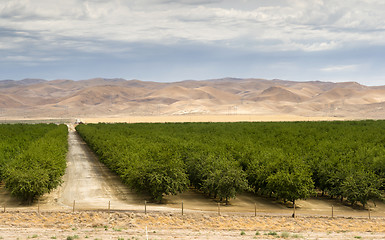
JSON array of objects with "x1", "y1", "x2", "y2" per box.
[{"x1": 0, "y1": 77, "x2": 385, "y2": 119}]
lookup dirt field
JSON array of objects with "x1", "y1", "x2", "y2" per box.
[
  {"x1": 1, "y1": 120, "x2": 385, "y2": 239},
  {"x1": 1, "y1": 211, "x2": 385, "y2": 239},
  {"x1": 81, "y1": 114, "x2": 347, "y2": 124}
]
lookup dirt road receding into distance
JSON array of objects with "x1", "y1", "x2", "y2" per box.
[{"x1": 55, "y1": 125, "x2": 150, "y2": 210}]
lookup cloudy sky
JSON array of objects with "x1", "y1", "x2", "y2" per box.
[{"x1": 1, "y1": 0, "x2": 385, "y2": 85}]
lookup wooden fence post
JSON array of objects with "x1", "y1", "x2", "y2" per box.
[
  {"x1": 145, "y1": 200, "x2": 147, "y2": 214},
  {"x1": 254, "y1": 202, "x2": 257, "y2": 217},
  {"x1": 292, "y1": 202, "x2": 296, "y2": 218},
  {"x1": 218, "y1": 202, "x2": 220, "y2": 216},
  {"x1": 182, "y1": 201, "x2": 184, "y2": 216},
  {"x1": 73, "y1": 200, "x2": 75, "y2": 212},
  {"x1": 369, "y1": 207, "x2": 371, "y2": 219}
]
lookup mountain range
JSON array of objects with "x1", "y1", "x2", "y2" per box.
[{"x1": 1, "y1": 77, "x2": 385, "y2": 119}]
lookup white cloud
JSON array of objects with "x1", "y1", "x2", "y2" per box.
[
  {"x1": 1, "y1": 0, "x2": 385, "y2": 84},
  {"x1": 1, "y1": 0, "x2": 385, "y2": 53},
  {"x1": 321, "y1": 64, "x2": 360, "y2": 72}
]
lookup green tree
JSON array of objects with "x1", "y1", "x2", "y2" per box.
[
  {"x1": 267, "y1": 163, "x2": 314, "y2": 205},
  {"x1": 341, "y1": 170, "x2": 383, "y2": 208}
]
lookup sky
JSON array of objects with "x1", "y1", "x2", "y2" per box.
[{"x1": 1, "y1": 0, "x2": 385, "y2": 85}]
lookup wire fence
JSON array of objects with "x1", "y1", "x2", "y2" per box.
[{"x1": 1, "y1": 200, "x2": 382, "y2": 220}]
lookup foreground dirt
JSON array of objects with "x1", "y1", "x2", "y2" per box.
[{"x1": 0, "y1": 211, "x2": 385, "y2": 239}]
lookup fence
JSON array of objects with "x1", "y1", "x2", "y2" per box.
[{"x1": 1, "y1": 200, "x2": 380, "y2": 220}]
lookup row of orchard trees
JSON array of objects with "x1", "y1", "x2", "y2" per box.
[
  {"x1": 76, "y1": 121, "x2": 385, "y2": 207},
  {"x1": 0, "y1": 124, "x2": 68, "y2": 203}
]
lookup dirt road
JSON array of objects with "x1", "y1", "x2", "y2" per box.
[{"x1": 53, "y1": 126, "x2": 150, "y2": 210}]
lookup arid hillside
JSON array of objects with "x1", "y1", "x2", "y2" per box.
[{"x1": 1, "y1": 78, "x2": 385, "y2": 119}]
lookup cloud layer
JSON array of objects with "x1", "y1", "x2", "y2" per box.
[{"x1": 1, "y1": 0, "x2": 385, "y2": 84}]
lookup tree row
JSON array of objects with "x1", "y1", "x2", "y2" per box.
[
  {"x1": 0, "y1": 124, "x2": 68, "y2": 203},
  {"x1": 76, "y1": 121, "x2": 385, "y2": 207}
]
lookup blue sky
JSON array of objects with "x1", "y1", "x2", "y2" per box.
[{"x1": 1, "y1": 0, "x2": 385, "y2": 85}]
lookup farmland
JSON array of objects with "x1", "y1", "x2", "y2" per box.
[
  {"x1": 2, "y1": 120, "x2": 385, "y2": 239},
  {"x1": 76, "y1": 120, "x2": 385, "y2": 208}
]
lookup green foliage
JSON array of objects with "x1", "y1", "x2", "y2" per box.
[
  {"x1": 76, "y1": 121, "x2": 385, "y2": 206},
  {"x1": 266, "y1": 159, "x2": 315, "y2": 204},
  {"x1": 0, "y1": 124, "x2": 68, "y2": 202},
  {"x1": 341, "y1": 170, "x2": 383, "y2": 207}
]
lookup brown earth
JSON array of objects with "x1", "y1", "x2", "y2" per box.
[
  {"x1": 1, "y1": 78, "x2": 385, "y2": 120},
  {"x1": 1, "y1": 211, "x2": 385, "y2": 239}
]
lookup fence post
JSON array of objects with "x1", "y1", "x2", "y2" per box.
[
  {"x1": 108, "y1": 201, "x2": 111, "y2": 215},
  {"x1": 332, "y1": 205, "x2": 334, "y2": 218},
  {"x1": 218, "y1": 202, "x2": 220, "y2": 216},
  {"x1": 145, "y1": 200, "x2": 147, "y2": 215},
  {"x1": 182, "y1": 201, "x2": 184, "y2": 216},
  {"x1": 3, "y1": 204, "x2": 5, "y2": 213},
  {"x1": 369, "y1": 207, "x2": 371, "y2": 219},
  {"x1": 292, "y1": 202, "x2": 296, "y2": 218},
  {"x1": 73, "y1": 200, "x2": 75, "y2": 212},
  {"x1": 254, "y1": 202, "x2": 257, "y2": 217}
]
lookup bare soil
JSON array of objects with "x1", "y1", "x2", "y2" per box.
[
  {"x1": 81, "y1": 114, "x2": 346, "y2": 124},
  {"x1": 1, "y1": 211, "x2": 385, "y2": 239}
]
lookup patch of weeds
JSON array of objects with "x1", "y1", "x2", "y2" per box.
[
  {"x1": 32, "y1": 235, "x2": 38, "y2": 238},
  {"x1": 255, "y1": 231, "x2": 260, "y2": 235},
  {"x1": 266, "y1": 231, "x2": 277, "y2": 236},
  {"x1": 117, "y1": 238, "x2": 125, "y2": 240},
  {"x1": 153, "y1": 230, "x2": 156, "y2": 233},
  {"x1": 280, "y1": 232, "x2": 290, "y2": 238},
  {"x1": 104, "y1": 225, "x2": 108, "y2": 231},
  {"x1": 85, "y1": 236, "x2": 89, "y2": 239},
  {"x1": 51, "y1": 237, "x2": 57, "y2": 239},
  {"x1": 72, "y1": 227, "x2": 78, "y2": 231},
  {"x1": 354, "y1": 237, "x2": 362, "y2": 239},
  {"x1": 113, "y1": 227, "x2": 122, "y2": 232},
  {"x1": 292, "y1": 234, "x2": 303, "y2": 238},
  {"x1": 67, "y1": 236, "x2": 80, "y2": 240},
  {"x1": 240, "y1": 231, "x2": 246, "y2": 235}
]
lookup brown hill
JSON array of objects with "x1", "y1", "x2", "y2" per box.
[
  {"x1": 248, "y1": 86, "x2": 309, "y2": 102},
  {"x1": 1, "y1": 78, "x2": 385, "y2": 119},
  {"x1": 0, "y1": 94, "x2": 24, "y2": 108}
]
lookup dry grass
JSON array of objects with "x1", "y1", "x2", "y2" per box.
[{"x1": 1, "y1": 211, "x2": 385, "y2": 239}]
